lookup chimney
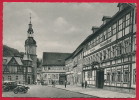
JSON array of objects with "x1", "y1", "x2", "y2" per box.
[
  {"x1": 102, "y1": 16, "x2": 111, "y2": 24},
  {"x1": 91, "y1": 26, "x2": 99, "y2": 34}
]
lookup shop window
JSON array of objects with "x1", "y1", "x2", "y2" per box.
[
  {"x1": 133, "y1": 69, "x2": 136, "y2": 84},
  {"x1": 111, "y1": 72, "x2": 116, "y2": 82},
  {"x1": 123, "y1": 70, "x2": 129, "y2": 82},
  {"x1": 107, "y1": 72, "x2": 110, "y2": 81},
  {"x1": 88, "y1": 71, "x2": 92, "y2": 78}
]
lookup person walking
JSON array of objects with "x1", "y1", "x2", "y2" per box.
[
  {"x1": 85, "y1": 81, "x2": 87, "y2": 88},
  {"x1": 81, "y1": 81, "x2": 84, "y2": 88},
  {"x1": 64, "y1": 80, "x2": 67, "y2": 88}
]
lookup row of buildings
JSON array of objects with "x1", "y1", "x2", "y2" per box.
[{"x1": 65, "y1": 3, "x2": 136, "y2": 93}]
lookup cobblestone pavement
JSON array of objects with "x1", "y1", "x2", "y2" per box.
[{"x1": 2, "y1": 85, "x2": 98, "y2": 98}]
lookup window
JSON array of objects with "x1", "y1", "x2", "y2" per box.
[
  {"x1": 103, "y1": 50, "x2": 106, "y2": 60},
  {"x1": 118, "y1": 18, "x2": 123, "y2": 31},
  {"x1": 132, "y1": 35, "x2": 136, "y2": 51},
  {"x1": 4, "y1": 66, "x2": 9, "y2": 72},
  {"x1": 28, "y1": 67, "x2": 32, "y2": 72},
  {"x1": 112, "y1": 45, "x2": 117, "y2": 57},
  {"x1": 112, "y1": 23, "x2": 117, "y2": 34},
  {"x1": 123, "y1": 69, "x2": 129, "y2": 82},
  {"x1": 103, "y1": 31, "x2": 107, "y2": 40},
  {"x1": 16, "y1": 76, "x2": 18, "y2": 80},
  {"x1": 111, "y1": 72, "x2": 116, "y2": 82},
  {"x1": 125, "y1": 13, "x2": 131, "y2": 27},
  {"x1": 100, "y1": 33, "x2": 103, "y2": 42},
  {"x1": 3, "y1": 59, "x2": 7, "y2": 65},
  {"x1": 117, "y1": 70, "x2": 122, "y2": 82},
  {"x1": 133, "y1": 69, "x2": 136, "y2": 84},
  {"x1": 97, "y1": 35, "x2": 100, "y2": 44},
  {"x1": 9, "y1": 66, "x2": 17, "y2": 73},
  {"x1": 117, "y1": 42, "x2": 123, "y2": 56},
  {"x1": 100, "y1": 52, "x2": 102, "y2": 61},
  {"x1": 8, "y1": 76, "x2": 11, "y2": 81},
  {"x1": 124, "y1": 38, "x2": 131, "y2": 53},
  {"x1": 96, "y1": 53, "x2": 99, "y2": 62},
  {"x1": 88, "y1": 71, "x2": 92, "y2": 78},
  {"x1": 17, "y1": 66, "x2": 22, "y2": 72},
  {"x1": 107, "y1": 48, "x2": 111, "y2": 59},
  {"x1": 107, "y1": 27, "x2": 112, "y2": 38},
  {"x1": 93, "y1": 55, "x2": 96, "y2": 62},
  {"x1": 107, "y1": 72, "x2": 110, "y2": 81}
]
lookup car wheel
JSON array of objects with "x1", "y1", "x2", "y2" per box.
[
  {"x1": 5, "y1": 88, "x2": 9, "y2": 92},
  {"x1": 24, "y1": 89, "x2": 28, "y2": 93},
  {"x1": 14, "y1": 90, "x2": 18, "y2": 94}
]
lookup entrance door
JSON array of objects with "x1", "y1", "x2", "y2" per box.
[
  {"x1": 28, "y1": 76, "x2": 31, "y2": 84},
  {"x1": 96, "y1": 70, "x2": 104, "y2": 88},
  {"x1": 59, "y1": 74, "x2": 66, "y2": 85}
]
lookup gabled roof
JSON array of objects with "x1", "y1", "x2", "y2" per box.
[
  {"x1": 3, "y1": 56, "x2": 23, "y2": 65},
  {"x1": 3, "y1": 57, "x2": 12, "y2": 65},
  {"x1": 42, "y1": 52, "x2": 71, "y2": 66}
]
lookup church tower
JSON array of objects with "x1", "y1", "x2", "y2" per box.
[{"x1": 25, "y1": 14, "x2": 37, "y2": 84}]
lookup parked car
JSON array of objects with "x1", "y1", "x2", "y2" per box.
[
  {"x1": 13, "y1": 85, "x2": 30, "y2": 94},
  {"x1": 3, "y1": 81, "x2": 17, "y2": 92}
]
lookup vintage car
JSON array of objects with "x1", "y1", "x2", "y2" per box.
[
  {"x1": 3, "y1": 81, "x2": 17, "y2": 92},
  {"x1": 13, "y1": 85, "x2": 30, "y2": 94}
]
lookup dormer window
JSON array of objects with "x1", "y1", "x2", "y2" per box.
[
  {"x1": 102, "y1": 16, "x2": 111, "y2": 25},
  {"x1": 3, "y1": 59, "x2": 7, "y2": 65},
  {"x1": 117, "y1": 3, "x2": 128, "y2": 11}
]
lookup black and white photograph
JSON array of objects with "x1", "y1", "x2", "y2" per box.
[{"x1": 2, "y1": 2, "x2": 136, "y2": 98}]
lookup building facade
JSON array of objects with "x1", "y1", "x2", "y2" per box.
[
  {"x1": 65, "y1": 3, "x2": 136, "y2": 93},
  {"x1": 65, "y1": 46, "x2": 84, "y2": 85},
  {"x1": 42, "y1": 52, "x2": 71, "y2": 85},
  {"x1": 3, "y1": 56, "x2": 33, "y2": 84}
]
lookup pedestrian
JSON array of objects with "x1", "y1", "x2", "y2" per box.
[
  {"x1": 64, "y1": 80, "x2": 67, "y2": 88},
  {"x1": 85, "y1": 81, "x2": 87, "y2": 88},
  {"x1": 81, "y1": 82, "x2": 84, "y2": 88},
  {"x1": 53, "y1": 81, "x2": 55, "y2": 87},
  {"x1": 52, "y1": 80, "x2": 54, "y2": 87}
]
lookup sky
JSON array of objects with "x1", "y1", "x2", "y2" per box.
[{"x1": 3, "y1": 2, "x2": 119, "y2": 58}]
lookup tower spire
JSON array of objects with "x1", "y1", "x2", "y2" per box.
[
  {"x1": 30, "y1": 13, "x2": 32, "y2": 24},
  {"x1": 27, "y1": 13, "x2": 34, "y2": 37}
]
